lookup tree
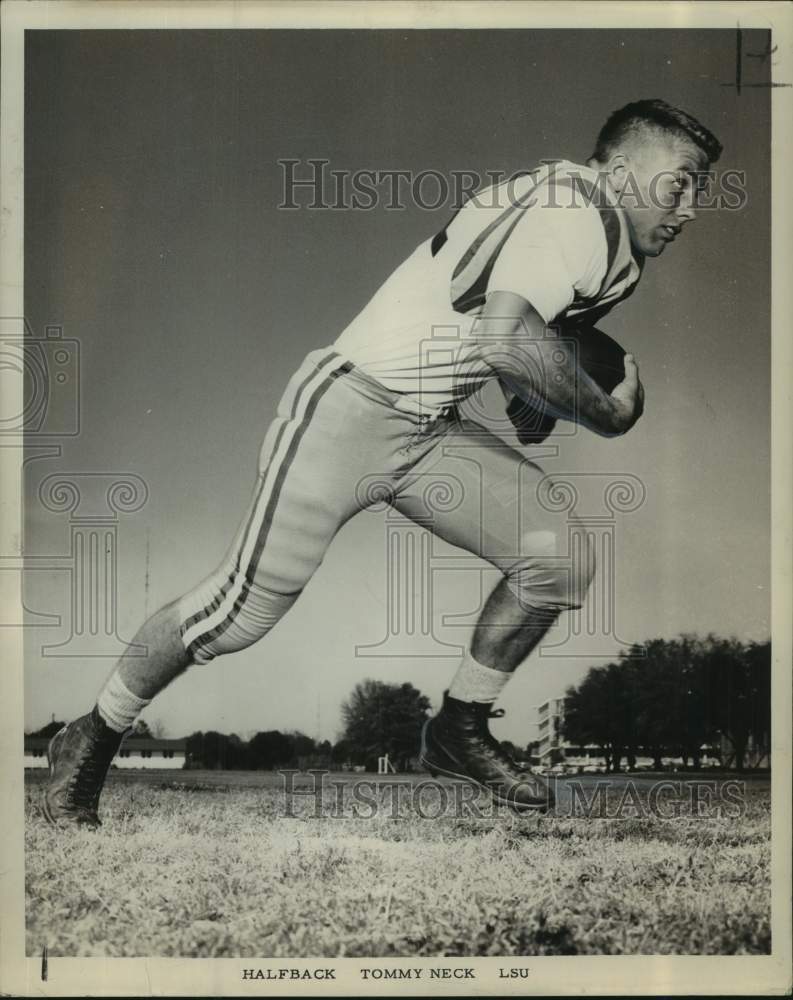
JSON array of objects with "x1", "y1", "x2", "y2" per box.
[
  {"x1": 146, "y1": 717, "x2": 166, "y2": 739},
  {"x1": 27, "y1": 720, "x2": 66, "y2": 739},
  {"x1": 340, "y1": 680, "x2": 431, "y2": 770},
  {"x1": 184, "y1": 730, "x2": 236, "y2": 769},
  {"x1": 248, "y1": 730, "x2": 295, "y2": 769},
  {"x1": 563, "y1": 662, "x2": 634, "y2": 771},
  {"x1": 745, "y1": 640, "x2": 771, "y2": 762},
  {"x1": 628, "y1": 637, "x2": 709, "y2": 769},
  {"x1": 289, "y1": 731, "x2": 317, "y2": 760},
  {"x1": 330, "y1": 738, "x2": 356, "y2": 767},
  {"x1": 224, "y1": 733, "x2": 252, "y2": 769},
  {"x1": 677, "y1": 635, "x2": 710, "y2": 767},
  {"x1": 127, "y1": 719, "x2": 153, "y2": 740},
  {"x1": 562, "y1": 633, "x2": 771, "y2": 773},
  {"x1": 702, "y1": 635, "x2": 771, "y2": 770}
]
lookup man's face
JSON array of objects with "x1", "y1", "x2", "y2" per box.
[{"x1": 609, "y1": 133, "x2": 710, "y2": 258}]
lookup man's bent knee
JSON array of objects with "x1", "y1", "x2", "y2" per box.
[
  {"x1": 505, "y1": 527, "x2": 596, "y2": 612},
  {"x1": 176, "y1": 579, "x2": 299, "y2": 664}
]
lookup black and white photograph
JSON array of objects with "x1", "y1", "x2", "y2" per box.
[{"x1": 1, "y1": 1, "x2": 791, "y2": 996}]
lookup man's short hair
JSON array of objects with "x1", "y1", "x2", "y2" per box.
[{"x1": 592, "y1": 99, "x2": 723, "y2": 165}]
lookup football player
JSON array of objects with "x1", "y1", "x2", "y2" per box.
[{"x1": 44, "y1": 99, "x2": 721, "y2": 824}]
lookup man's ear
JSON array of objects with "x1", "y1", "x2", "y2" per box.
[{"x1": 604, "y1": 152, "x2": 630, "y2": 194}]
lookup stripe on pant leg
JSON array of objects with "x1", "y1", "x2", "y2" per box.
[
  {"x1": 179, "y1": 349, "x2": 340, "y2": 639},
  {"x1": 185, "y1": 360, "x2": 352, "y2": 656},
  {"x1": 182, "y1": 358, "x2": 352, "y2": 657}
]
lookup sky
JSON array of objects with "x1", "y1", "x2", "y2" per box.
[{"x1": 22, "y1": 29, "x2": 771, "y2": 745}]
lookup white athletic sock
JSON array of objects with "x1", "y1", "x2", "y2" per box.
[
  {"x1": 447, "y1": 649, "x2": 511, "y2": 704},
  {"x1": 96, "y1": 671, "x2": 150, "y2": 733}
]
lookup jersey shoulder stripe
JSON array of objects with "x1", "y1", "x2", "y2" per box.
[
  {"x1": 437, "y1": 164, "x2": 630, "y2": 320},
  {"x1": 449, "y1": 186, "x2": 539, "y2": 314},
  {"x1": 430, "y1": 167, "x2": 540, "y2": 259},
  {"x1": 547, "y1": 174, "x2": 623, "y2": 295},
  {"x1": 430, "y1": 167, "x2": 552, "y2": 315}
]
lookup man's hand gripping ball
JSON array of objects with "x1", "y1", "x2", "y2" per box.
[{"x1": 505, "y1": 323, "x2": 644, "y2": 443}]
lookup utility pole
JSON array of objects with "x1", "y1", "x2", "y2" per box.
[{"x1": 143, "y1": 528, "x2": 151, "y2": 621}]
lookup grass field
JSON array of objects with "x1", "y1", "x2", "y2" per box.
[{"x1": 25, "y1": 768, "x2": 771, "y2": 958}]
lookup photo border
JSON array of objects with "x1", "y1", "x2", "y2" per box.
[{"x1": 1, "y1": 2, "x2": 790, "y2": 996}]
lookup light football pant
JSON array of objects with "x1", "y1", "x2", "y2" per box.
[{"x1": 177, "y1": 347, "x2": 595, "y2": 664}]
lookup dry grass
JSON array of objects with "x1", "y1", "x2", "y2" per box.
[{"x1": 24, "y1": 770, "x2": 771, "y2": 958}]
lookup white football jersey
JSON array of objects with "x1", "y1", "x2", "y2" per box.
[{"x1": 333, "y1": 160, "x2": 643, "y2": 414}]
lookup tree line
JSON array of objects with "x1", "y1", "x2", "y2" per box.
[
  {"x1": 184, "y1": 680, "x2": 434, "y2": 770},
  {"x1": 184, "y1": 729, "x2": 333, "y2": 770},
  {"x1": 29, "y1": 635, "x2": 770, "y2": 774},
  {"x1": 562, "y1": 635, "x2": 771, "y2": 771}
]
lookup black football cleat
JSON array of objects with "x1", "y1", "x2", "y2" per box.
[
  {"x1": 43, "y1": 707, "x2": 124, "y2": 828},
  {"x1": 419, "y1": 692, "x2": 554, "y2": 813}
]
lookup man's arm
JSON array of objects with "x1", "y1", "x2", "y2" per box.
[{"x1": 472, "y1": 290, "x2": 644, "y2": 437}]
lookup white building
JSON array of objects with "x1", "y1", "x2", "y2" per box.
[
  {"x1": 24, "y1": 735, "x2": 187, "y2": 769},
  {"x1": 536, "y1": 697, "x2": 584, "y2": 765}
]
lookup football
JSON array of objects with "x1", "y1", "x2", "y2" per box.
[{"x1": 505, "y1": 323, "x2": 628, "y2": 444}]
